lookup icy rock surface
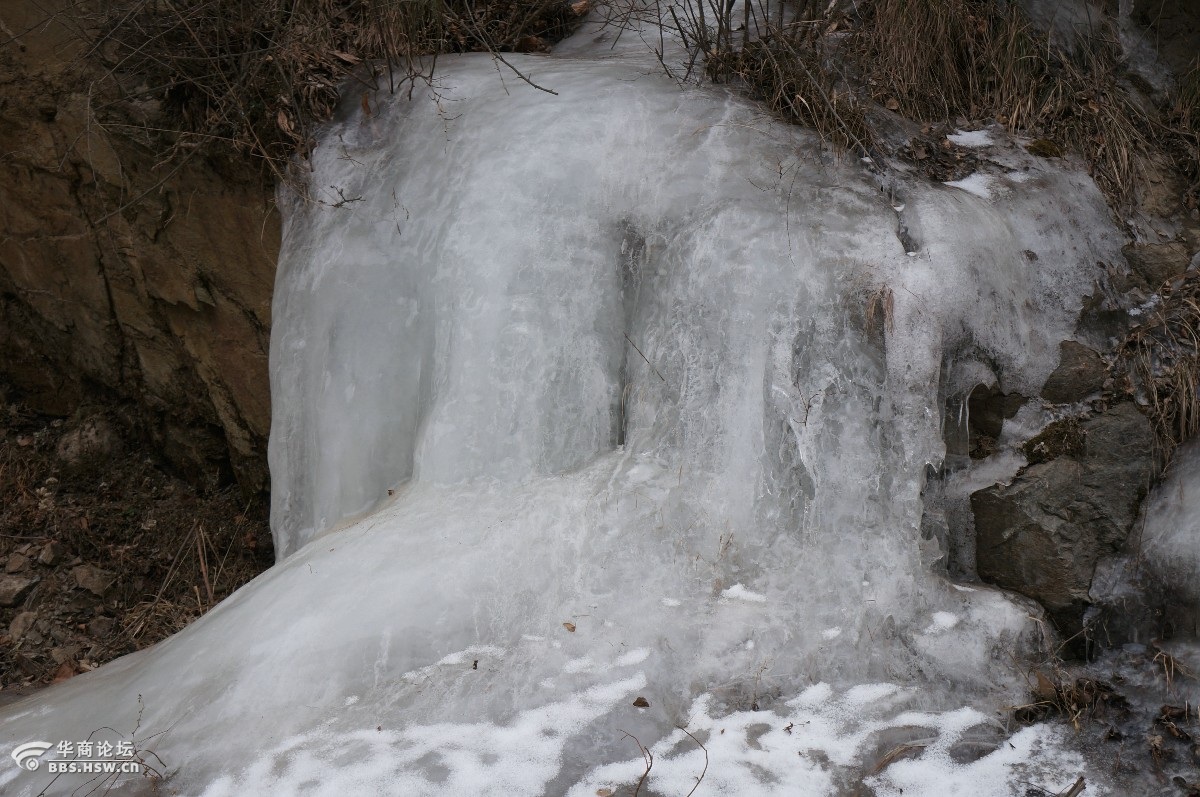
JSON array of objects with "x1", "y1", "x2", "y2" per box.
[
  {"x1": 1, "y1": 20, "x2": 1126, "y2": 797},
  {"x1": 1140, "y1": 438, "x2": 1200, "y2": 608}
]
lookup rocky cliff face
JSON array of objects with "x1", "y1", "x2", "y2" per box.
[{"x1": 0, "y1": 1, "x2": 279, "y2": 493}]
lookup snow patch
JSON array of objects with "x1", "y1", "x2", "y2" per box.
[
  {"x1": 948, "y1": 129, "x2": 995, "y2": 148},
  {"x1": 945, "y1": 172, "x2": 995, "y2": 199},
  {"x1": 924, "y1": 611, "x2": 961, "y2": 634},
  {"x1": 720, "y1": 584, "x2": 767, "y2": 603}
]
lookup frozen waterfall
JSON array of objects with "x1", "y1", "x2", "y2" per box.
[{"x1": 1, "y1": 17, "x2": 1131, "y2": 797}]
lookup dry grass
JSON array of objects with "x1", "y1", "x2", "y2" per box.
[
  {"x1": 713, "y1": 36, "x2": 870, "y2": 151},
  {"x1": 659, "y1": 0, "x2": 1195, "y2": 210},
  {"x1": 1167, "y1": 62, "x2": 1200, "y2": 204},
  {"x1": 60, "y1": 0, "x2": 589, "y2": 181},
  {"x1": 861, "y1": 0, "x2": 1022, "y2": 123},
  {"x1": 1114, "y1": 270, "x2": 1200, "y2": 462},
  {"x1": 663, "y1": 0, "x2": 870, "y2": 150},
  {"x1": 1012, "y1": 668, "x2": 1130, "y2": 731}
]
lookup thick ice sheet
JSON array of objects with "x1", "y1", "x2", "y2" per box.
[
  {"x1": 1, "y1": 32, "x2": 1125, "y2": 797},
  {"x1": 1140, "y1": 439, "x2": 1200, "y2": 606}
]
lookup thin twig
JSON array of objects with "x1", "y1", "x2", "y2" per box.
[
  {"x1": 678, "y1": 726, "x2": 708, "y2": 797},
  {"x1": 1061, "y1": 775, "x2": 1086, "y2": 797},
  {"x1": 623, "y1": 332, "x2": 666, "y2": 382},
  {"x1": 620, "y1": 731, "x2": 653, "y2": 797}
]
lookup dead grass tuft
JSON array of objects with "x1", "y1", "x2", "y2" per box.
[
  {"x1": 1114, "y1": 271, "x2": 1200, "y2": 461},
  {"x1": 1167, "y1": 62, "x2": 1200, "y2": 205},
  {"x1": 659, "y1": 0, "x2": 1194, "y2": 210},
  {"x1": 1013, "y1": 669, "x2": 1130, "y2": 731}
]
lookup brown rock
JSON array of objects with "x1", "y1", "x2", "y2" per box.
[
  {"x1": 49, "y1": 646, "x2": 79, "y2": 666},
  {"x1": 0, "y1": 575, "x2": 38, "y2": 607},
  {"x1": 71, "y1": 565, "x2": 114, "y2": 596},
  {"x1": 13, "y1": 653, "x2": 40, "y2": 678},
  {"x1": 37, "y1": 541, "x2": 65, "y2": 566},
  {"x1": 4, "y1": 553, "x2": 31, "y2": 574},
  {"x1": 86, "y1": 616, "x2": 115, "y2": 638},
  {"x1": 8, "y1": 611, "x2": 38, "y2": 639},
  {"x1": 1123, "y1": 241, "x2": 1192, "y2": 288},
  {"x1": 56, "y1": 415, "x2": 122, "y2": 465},
  {"x1": 1041, "y1": 341, "x2": 1106, "y2": 404}
]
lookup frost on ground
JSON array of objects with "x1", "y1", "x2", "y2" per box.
[
  {"x1": 0, "y1": 14, "x2": 1126, "y2": 797},
  {"x1": 200, "y1": 675, "x2": 1095, "y2": 797}
]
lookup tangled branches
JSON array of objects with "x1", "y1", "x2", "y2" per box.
[{"x1": 70, "y1": 0, "x2": 588, "y2": 180}]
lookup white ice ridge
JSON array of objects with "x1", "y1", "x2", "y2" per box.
[{"x1": 0, "y1": 13, "x2": 1124, "y2": 796}]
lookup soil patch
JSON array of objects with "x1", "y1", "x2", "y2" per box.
[{"x1": 0, "y1": 383, "x2": 272, "y2": 696}]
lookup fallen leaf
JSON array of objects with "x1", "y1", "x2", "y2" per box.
[
  {"x1": 515, "y1": 36, "x2": 549, "y2": 53},
  {"x1": 51, "y1": 661, "x2": 76, "y2": 684},
  {"x1": 632, "y1": 696, "x2": 650, "y2": 708},
  {"x1": 1034, "y1": 670, "x2": 1057, "y2": 701}
]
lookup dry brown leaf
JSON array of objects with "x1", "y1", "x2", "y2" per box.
[
  {"x1": 50, "y1": 661, "x2": 76, "y2": 684},
  {"x1": 1035, "y1": 670, "x2": 1058, "y2": 702}
]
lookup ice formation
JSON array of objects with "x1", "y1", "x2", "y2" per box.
[
  {"x1": 1, "y1": 12, "x2": 1129, "y2": 796},
  {"x1": 1140, "y1": 439, "x2": 1200, "y2": 609}
]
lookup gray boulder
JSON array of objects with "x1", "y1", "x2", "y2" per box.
[
  {"x1": 972, "y1": 403, "x2": 1154, "y2": 644},
  {"x1": 1040, "y1": 341, "x2": 1106, "y2": 404}
]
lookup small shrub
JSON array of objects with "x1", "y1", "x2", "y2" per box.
[
  {"x1": 68, "y1": 0, "x2": 588, "y2": 179},
  {"x1": 659, "y1": 0, "x2": 1194, "y2": 211}
]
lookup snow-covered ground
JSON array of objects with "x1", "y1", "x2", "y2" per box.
[{"x1": 0, "y1": 12, "x2": 1133, "y2": 796}]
